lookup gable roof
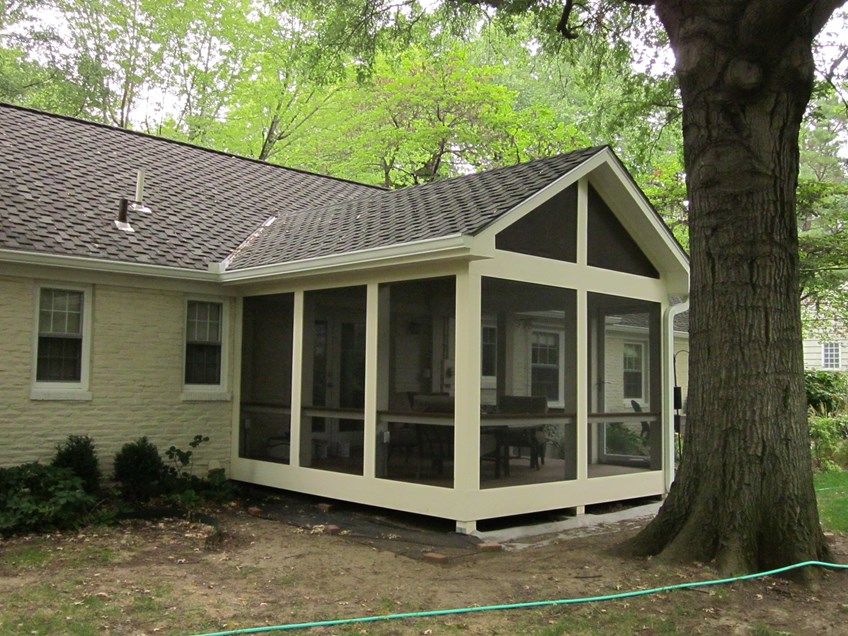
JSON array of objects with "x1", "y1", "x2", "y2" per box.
[
  {"x1": 0, "y1": 103, "x2": 380, "y2": 271},
  {"x1": 226, "y1": 146, "x2": 605, "y2": 270},
  {"x1": 0, "y1": 104, "x2": 686, "y2": 285}
]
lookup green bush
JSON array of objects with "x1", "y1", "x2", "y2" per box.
[
  {"x1": 113, "y1": 437, "x2": 166, "y2": 501},
  {"x1": 809, "y1": 415, "x2": 848, "y2": 471},
  {"x1": 0, "y1": 463, "x2": 95, "y2": 535},
  {"x1": 805, "y1": 370, "x2": 848, "y2": 416},
  {"x1": 52, "y1": 435, "x2": 101, "y2": 495},
  {"x1": 604, "y1": 423, "x2": 646, "y2": 456}
]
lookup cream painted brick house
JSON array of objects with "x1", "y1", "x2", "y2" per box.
[{"x1": 0, "y1": 103, "x2": 690, "y2": 531}]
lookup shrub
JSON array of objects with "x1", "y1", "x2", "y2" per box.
[
  {"x1": 604, "y1": 423, "x2": 646, "y2": 456},
  {"x1": 0, "y1": 463, "x2": 94, "y2": 535},
  {"x1": 113, "y1": 437, "x2": 165, "y2": 501},
  {"x1": 809, "y1": 415, "x2": 848, "y2": 471},
  {"x1": 52, "y1": 435, "x2": 101, "y2": 495},
  {"x1": 805, "y1": 370, "x2": 848, "y2": 416}
]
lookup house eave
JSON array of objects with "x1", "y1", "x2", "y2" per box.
[
  {"x1": 0, "y1": 248, "x2": 220, "y2": 281},
  {"x1": 218, "y1": 234, "x2": 476, "y2": 284}
]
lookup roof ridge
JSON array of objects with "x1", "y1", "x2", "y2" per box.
[
  {"x1": 0, "y1": 101, "x2": 386, "y2": 192},
  {"x1": 281, "y1": 146, "x2": 608, "y2": 219},
  {"x1": 397, "y1": 146, "x2": 608, "y2": 191}
]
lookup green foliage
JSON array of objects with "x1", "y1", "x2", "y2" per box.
[
  {"x1": 809, "y1": 416, "x2": 848, "y2": 471},
  {"x1": 164, "y1": 434, "x2": 209, "y2": 479},
  {"x1": 815, "y1": 470, "x2": 848, "y2": 533},
  {"x1": 52, "y1": 435, "x2": 101, "y2": 495},
  {"x1": 604, "y1": 423, "x2": 646, "y2": 457},
  {"x1": 805, "y1": 370, "x2": 848, "y2": 416},
  {"x1": 0, "y1": 463, "x2": 95, "y2": 535},
  {"x1": 113, "y1": 437, "x2": 166, "y2": 502}
]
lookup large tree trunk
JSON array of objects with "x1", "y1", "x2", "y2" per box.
[{"x1": 627, "y1": 1, "x2": 837, "y2": 573}]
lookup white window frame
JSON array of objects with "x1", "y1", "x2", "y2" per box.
[
  {"x1": 529, "y1": 328, "x2": 566, "y2": 409},
  {"x1": 30, "y1": 282, "x2": 93, "y2": 401},
  {"x1": 622, "y1": 340, "x2": 646, "y2": 404},
  {"x1": 481, "y1": 323, "x2": 498, "y2": 391},
  {"x1": 181, "y1": 296, "x2": 231, "y2": 402},
  {"x1": 822, "y1": 342, "x2": 841, "y2": 370}
]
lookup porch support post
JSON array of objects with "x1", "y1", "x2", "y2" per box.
[
  {"x1": 576, "y1": 177, "x2": 588, "y2": 266},
  {"x1": 576, "y1": 289, "x2": 588, "y2": 481},
  {"x1": 363, "y1": 282, "x2": 379, "y2": 479},
  {"x1": 663, "y1": 296, "x2": 689, "y2": 491},
  {"x1": 230, "y1": 297, "x2": 244, "y2": 470},
  {"x1": 289, "y1": 290, "x2": 304, "y2": 468},
  {"x1": 454, "y1": 268, "x2": 482, "y2": 497}
]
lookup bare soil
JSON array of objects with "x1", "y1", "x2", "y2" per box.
[{"x1": 0, "y1": 501, "x2": 846, "y2": 635}]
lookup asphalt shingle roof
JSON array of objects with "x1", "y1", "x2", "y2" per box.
[
  {"x1": 0, "y1": 104, "x2": 379, "y2": 270},
  {"x1": 228, "y1": 146, "x2": 605, "y2": 270},
  {"x1": 0, "y1": 104, "x2": 609, "y2": 273}
]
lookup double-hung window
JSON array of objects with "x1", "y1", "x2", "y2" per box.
[
  {"x1": 623, "y1": 342, "x2": 645, "y2": 400},
  {"x1": 531, "y1": 330, "x2": 564, "y2": 407},
  {"x1": 32, "y1": 285, "x2": 92, "y2": 400},
  {"x1": 823, "y1": 342, "x2": 841, "y2": 370},
  {"x1": 184, "y1": 300, "x2": 224, "y2": 386}
]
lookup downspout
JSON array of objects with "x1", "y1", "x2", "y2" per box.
[{"x1": 663, "y1": 296, "x2": 689, "y2": 492}]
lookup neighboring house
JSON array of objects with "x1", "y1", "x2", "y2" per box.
[
  {"x1": 804, "y1": 337, "x2": 847, "y2": 371},
  {"x1": 0, "y1": 103, "x2": 689, "y2": 532}
]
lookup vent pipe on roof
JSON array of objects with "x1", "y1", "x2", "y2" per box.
[
  {"x1": 129, "y1": 169, "x2": 152, "y2": 214},
  {"x1": 115, "y1": 198, "x2": 135, "y2": 232}
]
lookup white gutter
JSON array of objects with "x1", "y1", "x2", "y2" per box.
[
  {"x1": 663, "y1": 295, "x2": 689, "y2": 492},
  {"x1": 218, "y1": 234, "x2": 475, "y2": 284},
  {"x1": 0, "y1": 248, "x2": 220, "y2": 281}
]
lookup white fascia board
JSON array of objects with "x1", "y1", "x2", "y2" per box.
[
  {"x1": 0, "y1": 248, "x2": 219, "y2": 281},
  {"x1": 601, "y1": 149, "x2": 690, "y2": 275},
  {"x1": 219, "y1": 234, "x2": 475, "y2": 284}
]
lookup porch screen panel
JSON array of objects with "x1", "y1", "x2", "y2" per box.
[
  {"x1": 239, "y1": 293, "x2": 295, "y2": 464},
  {"x1": 495, "y1": 184, "x2": 577, "y2": 262},
  {"x1": 586, "y1": 185, "x2": 660, "y2": 278},
  {"x1": 586, "y1": 292, "x2": 662, "y2": 477},
  {"x1": 375, "y1": 277, "x2": 456, "y2": 488},
  {"x1": 479, "y1": 277, "x2": 577, "y2": 488},
  {"x1": 300, "y1": 286, "x2": 367, "y2": 475}
]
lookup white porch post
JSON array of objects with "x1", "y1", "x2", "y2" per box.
[
  {"x1": 576, "y1": 289, "x2": 588, "y2": 483},
  {"x1": 454, "y1": 267, "x2": 481, "y2": 530},
  {"x1": 289, "y1": 290, "x2": 304, "y2": 468},
  {"x1": 663, "y1": 296, "x2": 689, "y2": 491},
  {"x1": 576, "y1": 177, "x2": 590, "y2": 486},
  {"x1": 230, "y1": 297, "x2": 244, "y2": 470},
  {"x1": 363, "y1": 282, "x2": 379, "y2": 479}
]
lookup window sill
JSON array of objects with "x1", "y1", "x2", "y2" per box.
[
  {"x1": 181, "y1": 389, "x2": 232, "y2": 402},
  {"x1": 30, "y1": 387, "x2": 92, "y2": 401}
]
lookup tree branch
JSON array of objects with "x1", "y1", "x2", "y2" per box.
[{"x1": 809, "y1": 0, "x2": 847, "y2": 36}]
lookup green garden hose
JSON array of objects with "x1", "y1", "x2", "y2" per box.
[{"x1": 194, "y1": 560, "x2": 847, "y2": 636}]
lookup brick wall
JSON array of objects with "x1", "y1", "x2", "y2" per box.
[{"x1": 0, "y1": 274, "x2": 234, "y2": 473}]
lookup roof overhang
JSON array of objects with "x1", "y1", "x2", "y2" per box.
[
  {"x1": 0, "y1": 248, "x2": 220, "y2": 281},
  {"x1": 218, "y1": 234, "x2": 475, "y2": 284}
]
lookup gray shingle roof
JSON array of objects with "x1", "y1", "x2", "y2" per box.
[
  {"x1": 0, "y1": 104, "x2": 380, "y2": 270},
  {"x1": 228, "y1": 146, "x2": 605, "y2": 270}
]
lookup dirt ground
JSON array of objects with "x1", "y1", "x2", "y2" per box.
[{"x1": 0, "y1": 498, "x2": 847, "y2": 635}]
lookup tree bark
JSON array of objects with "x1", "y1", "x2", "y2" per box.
[{"x1": 626, "y1": 0, "x2": 841, "y2": 574}]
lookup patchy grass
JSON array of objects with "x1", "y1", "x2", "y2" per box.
[
  {"x1": 816, "y1": 470, "x2": 848, "y2": 533},
  {"x1": 0, "y1": 544, "x2": 53, "y2": 569},
  {"x1": 0, "y1": 512, "x2": 845, "y2": 635}
]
